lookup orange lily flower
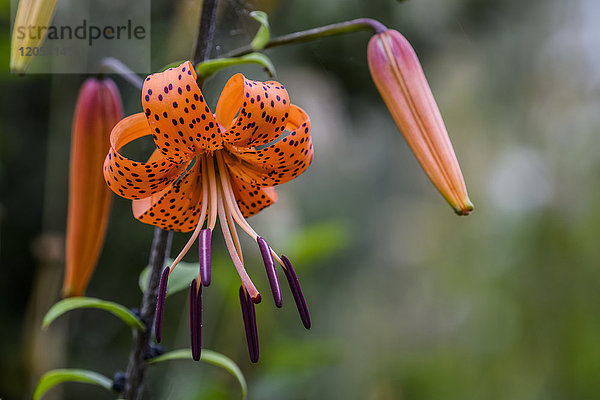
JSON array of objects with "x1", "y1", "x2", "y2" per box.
[
  {"x1": 368, "y1": 29, "x2": 473, "y2": 215},
  {"x1": 63, "y1": 77, "x2": 122, "y2": 297},
  {"x1": 103, "y1": 61, "x2": 312, "y2": 362}
]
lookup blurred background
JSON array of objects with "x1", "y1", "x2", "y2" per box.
[{"x1": 2, "y1": 0, "x2": 600, "y2": 398}]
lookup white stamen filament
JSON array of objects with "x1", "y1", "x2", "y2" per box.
[
  {"x1": 216, "y1": 177, "x2": 260, "y2": 300},
  {"x1": 215, "y1": 152, "x2": 286, "y2": 268},
  {"x1": 168, "y1": 157, "x2": 209, "y2": 274},
  {"x1": 207, "y1": 154, "x2": 219, "y2": 230}
]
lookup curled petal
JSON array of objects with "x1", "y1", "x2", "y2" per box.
[
  {"x1": 142, "y1": 61, "x2": 223, "y2": 155},
  {"x1": 215, "y1": 73, "x2": 290, "y2": 147},
  {"x1": 103, "y1": 113, "x2": 188, "y2": 200},
  {"x1": 368, "y1": 29, "x2": 473, "y2": 215},
  {"x1": 226, "y1": 105, "x2": 313, "y2": 187},
  {"x1": 132, "y1": 158, "x2": 205, "y2": 232},
  {"x1": 64, "y1": 77, "x2": 122, "y2": 297}
]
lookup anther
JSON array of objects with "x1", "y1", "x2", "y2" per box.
[
  {"x1": 257, "y1": 237, "x2": 282, "y2": 308},
  {"x1": 239, "y1": 286, "x2": 259, "y2": 363},
  {"x1": 281, "y1": 256, "x2": 311, "y2": 329},
  {"x1": 199, "y1": 228, "x2": 212, "y2": 286},
  {"x1": 189, "y1": 279, "x2": 202, "y2": 361},
  {"x1": 155, "y1": 267, "x2": 170, "y2": 342}
]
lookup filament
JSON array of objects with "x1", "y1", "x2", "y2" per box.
[{"x1": 168, "y1": 157, "x2": 209, "y2": 273}]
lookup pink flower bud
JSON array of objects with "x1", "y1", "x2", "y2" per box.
[
  {"x1": 63, "y1": 77, "x2": 122, "y2": 297},
  {"x1": 368, "y1": 29, "x2": 473, "y2": 215}
]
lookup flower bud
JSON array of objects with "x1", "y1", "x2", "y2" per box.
[
  {"x1": 368, "y1": 29, "x2": 473, "y2": 215},
  {"x1": 10, "y1": 0, "x2": 59, "y2": 74},
  {"x1": 63, "y1": 77, "x2": 122, "y2": 297}
]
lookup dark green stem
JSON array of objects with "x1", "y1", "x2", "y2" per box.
[
  {"x1": 97, "y1": 57, "x2": 143, "y2": 90},
  {"x1": 194, "y1": 0, "x2": 220, "y2": 65},
  {"x1": 123, "y1": 228, "x2": 173, "y2": 399},
  {"x1": 220, "y1": 18, "x2": 387, "y2": 59}
]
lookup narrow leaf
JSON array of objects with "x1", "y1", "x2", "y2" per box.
[
  {"x1": 33, "y1": 369, "x2": 112, "y2": 400},
  {"x1": 139, "y1": 259, "x2": 199, "y2": 296},
  {"x1": 195, "y1": 52, "x2": 276, "y2": 80},
  {"x1": 250, "y1": 11, "x2": 270, "y2": 50},
  {"x1": 147, "y1": 349, "x2": 247, "y2": 399},
  {"x1": 43, "y1": 297, "x2": 144, "y2": 331}
]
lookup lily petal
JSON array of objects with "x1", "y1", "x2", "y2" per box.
[
  {"x1": 132, "y1": 159, "x2": 205, "y2": 232},
  {"x1": 142, "y1": 61, "x2": 223, "y2": 155},
  {"x1": 103, "y1": 113, "x2": 189, "y2": 200},
  {"x1": 229, "y1": 174, "x2": 278, "y2": 218},
  {"x1": 368, "y1": 29, "x2": 473, "y2": 215},
  {"x1": 215, "y1": 73, "x2": 290, "y2": 147},
  {"x1": 226, "y1": 104, "x2": 313, "y2": 187}
]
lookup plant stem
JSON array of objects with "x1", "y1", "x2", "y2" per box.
[
  {"x1": 97, "y1": 57, "x2": 143, "y2": 90},
  {"x1": 220, "y1": 18, "x2": 387, "y2": 59},
  {"x1": 123, "y1": 228, "x2": 173, "y2": 399},
  {"x1": 194, "y1": 0, "x2": 220, "y2": 65},
  {"x1": 121, "y1": 1, "x2": 220, "y2": 397}
]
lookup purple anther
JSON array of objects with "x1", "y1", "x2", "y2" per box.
[
  {"x1": 190, "y1": 280, "x2": 198, "y2": 360},
  {"x1": 257, "y1": 237, "x2": 282, "y2": 308},
  {"x1": 199, "y1": 228, "x2": 212, "y2": 286},
  {"x1": 155, "y1": 267, "x2": 170, "y2": 343},
  {"x1": 238, "y1": 286, "x2": 254, "y2": 359},
  {"x1": 189, "y1": 280, "x2": 202, "y2": 361},
  {"x1": 239, "y1": 286, "x2": 259, "y2": 363},
  {"x1": 251, "y1": 292, "x2": 262, "y2": 304},
  {"x1": 281, "y1": 255, "x2": 311, "y2": 329}
]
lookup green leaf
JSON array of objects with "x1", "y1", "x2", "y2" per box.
[
  {"x1": 139, "y1": 259, "x2": 199, "y2": 297},
  {"x1": 195, "y1": 52, "x2": 276, "y2": 80},
  {"x1": 288, "y1": 220, "x2": 351, "y2": 266},
  {"x1": 33, "y1": 369, "x2": 113, "y2": 400},
  {"x1": 148, "y1": 349, "x2": 247, "y2": 399},
  {"x1": 250, "y1": 11, "x2": 270, "y2": 50},
  {"x1": 43, "y1": 297, "x2": 144, "y2": 331}
]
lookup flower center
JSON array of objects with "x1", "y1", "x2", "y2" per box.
[{"x1": 154, "y1": 150, "x2": 310, "y2": 363}]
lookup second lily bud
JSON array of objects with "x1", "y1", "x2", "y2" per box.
[
  {"x1": 368, "y1": 29, "x2": 473, "y2": 215},
  {"x1": 63, "y1": 77, "x2": 123, "y2": 297}
]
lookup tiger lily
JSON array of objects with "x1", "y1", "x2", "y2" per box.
[{"x1": 103, "y1": 61, "x2": 312, "y2": 363}]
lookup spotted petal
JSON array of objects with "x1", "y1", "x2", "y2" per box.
[
  {"x1": 103, "y1": 113, "x2": 188, "y2": 200},
  {"x1": 142, "y1": 61, "x2": 223, "y2": 156},
  {"x1": 132, "y1": 159, "x2": 205, "y2": 232},
  {"x1": 215, "y1": 74, "x2": 290, "y2": 147},
  {"x1": 229, "y1": 174, "x2": 278, "y2": 218},
  {"x1": 225, "y1": 105, "x2": 313, "y2": 187}
]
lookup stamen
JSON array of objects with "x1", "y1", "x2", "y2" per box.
[
  {"x1": 216, "y1": 179, "x2": 261, "y2": 303},
  {"x1": 239, "y1": 286, "x2": 259, "y2": 363},
  {"x1": 215, "y1": 152, "x2": 259, "y2": 240},
  {"x1": 155, "y1": 267, "x2": 170, "y2": 342},
  {"x1": 189, "y1": 279, "x2": 202, "y2": 361},
  {"x1": 226, "y1": 201, "x2": 244, "y2": 263},
  {"x1": 281, "y1": 255, "x2": 311, "y2": 329},
  {"x1": 257, "y1": 237, "x2": 282, "y2": 308},
  {"x1": 168, "y1": 156, "x2": 209, "y2": 273},
  {"x1": 199, "y1": 228, "x2": 212, "y2": 286},
  {"x1": 207, "y1": 154, "x2": 219, "y2": 230}
]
